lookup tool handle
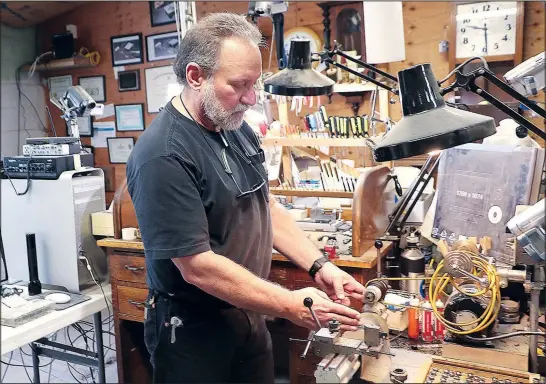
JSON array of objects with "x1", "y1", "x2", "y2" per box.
[
  {"x1": 301, "y1": 339, "x2": 312, "y2": 359},
  {"x1": 304, "y1": 297, "x2": 322, "y2": 330}
]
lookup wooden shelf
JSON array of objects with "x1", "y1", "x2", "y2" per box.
[
  {"x1": 22, "y1": 56, "x2": 97, "y2": 72},
  {"x1": 261, "y1": 137, "x2": 367, "y2": 147},
  {"x1": 270, "y1": 187, "x2": 353, "y2": 198},
  {"x1": 392, "y1": 154, "x2": 429, "y2": 167}
]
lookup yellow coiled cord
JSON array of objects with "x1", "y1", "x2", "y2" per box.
[
  {"x1": 79, "y1": 47, "x2": 101, "y2": 66},
  {"x1": 365, "y1": 250, "x2": 501, "y2": 336},
  {"x1": 429, "y1": 252, "x2": 501, "y2": 335}
]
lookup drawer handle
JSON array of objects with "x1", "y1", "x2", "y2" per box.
[
  {"x1": 124, "y1": 265, "x2": 144, "y2": 272},
  {"x1": 128, "y1": 300, "x2": 144, "y2": 307}
]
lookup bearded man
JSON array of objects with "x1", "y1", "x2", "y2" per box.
[{"x1": 126, "y1": 12, "x2": 367, "y2": 383}]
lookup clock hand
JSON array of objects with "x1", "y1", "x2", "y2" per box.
[
  {"x1": 466, "y1": 24, "x2": 486, "y2": 30},
  {"x1": 484, "y1": 23, "x2": 488, "y2": 54}
]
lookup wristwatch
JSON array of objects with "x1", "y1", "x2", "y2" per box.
[{"x1": 309, "y1": 256, "x2": 331, "y2": 279}]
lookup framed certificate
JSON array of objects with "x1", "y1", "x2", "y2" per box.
[
  {"x1": 48, "y1": 75, "x2": 73, "y2": 102},
  {"x1": 145, "y1": 65, "x2": 182, "y2": 113},
  {"x1": 78, "y1": 75, "x2": 106, "y2": 103},
  {"x1": 66, "y1": 116, "x2": 93, "y2": 137},
  {"x1": 115, "y1": 104, "x2": 145, "y2": 132},
  {"x1": 107, "y1": 137, "x2": 135, "y2": 164}
]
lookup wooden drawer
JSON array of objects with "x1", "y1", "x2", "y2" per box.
[
  {"x1": 110, "y1": 253, "x2": 146, "y2": 284},
  {"x1": 117, "y1": 285, "x2": 148, "y2": 322}
]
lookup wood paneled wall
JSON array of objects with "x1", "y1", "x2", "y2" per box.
[
  {"x1": 38, "y1": 1, "x2": 178, "y2": 203},
  {"x1": 37, "y1": 1, "x2": 545, "y2": 202}
]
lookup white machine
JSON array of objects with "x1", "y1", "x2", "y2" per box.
[
  {"x1": 506, "y1": 198, "x2": 545, "y2": 262},
  {"x1": 504, "y1": 51, "x2": 545, "y2": 97},
  {"x1": 1, "y1": 169, "x2": 108, "y2": 292}
]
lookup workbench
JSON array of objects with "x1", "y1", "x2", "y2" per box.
[{"x1": 96, "y1": 237, "x2": 391, "y2": 384}]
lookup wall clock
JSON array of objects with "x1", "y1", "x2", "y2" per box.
[
  {"x1": 284, "y1": 27, "x2": 323, "y2": 56},
  {"x1": 449, "y1": 1, "x2": 524, "y2": 66}
]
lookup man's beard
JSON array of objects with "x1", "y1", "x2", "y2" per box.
[{"x1": 201, "y1": 82, "x2": 248, "y2": 131}]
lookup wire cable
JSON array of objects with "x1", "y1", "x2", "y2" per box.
[
  {"x1": 438, "y1": 56, "x2": 490, "y2": 85},
  {"x1": 78, "y1": 48, "x2": 101, "y2": 66},
  {"x1": 1, "y1": 351, "x2": 13, "y2": 382},
  {"x1": 28, "y1": 51, "x2": 53, "y2": 79},
  {"x1": 428, "y1": 251, "x2": 501, "y2": 335},
  {"x1": 464, "y1": 331, "x2": 546, "y2": 342}
]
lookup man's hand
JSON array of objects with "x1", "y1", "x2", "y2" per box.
[
  {"x1": 314, "y1": 262, "x2": 366, "y2": 305},
  {"x1": 286, "y1": 287, "x2": 362, "y2": 331}
]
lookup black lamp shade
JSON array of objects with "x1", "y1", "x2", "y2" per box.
[
  {"x1": 263, "y1": 39, "x2": 334, "y2": 96},
  {"x1": 373, "y1": 64, "x2": 497, "y2": 162}
]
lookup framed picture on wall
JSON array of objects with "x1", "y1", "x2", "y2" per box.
[
  {"x1": 146, "y1": 31, "x2": 179, "y2": 62},
  {"x1": 150, "y1": 1, "x2": 176, "y2": 27},
  {"x1": 111, "y1": 33, "x2": 143, "y2": 66},
  {"x1": 118, "y1": 69, "x2": 140, "y2": 92},
  {"x1": 107, "y1": 137, "x2": 135, "y2": 164},
  {"x1": 115, "y1": 104, "x2": 145, "y2": 132},
  {"x1": 66, "y1": 116, "x2": 93, "y2": 137},
  {"x1": 78, "y1": 75, "x2": 106, "y2": 103}
]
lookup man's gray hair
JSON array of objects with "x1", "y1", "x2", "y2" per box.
[{"x1": 173, "y1": 13, "x2": 263, "y2": 85}]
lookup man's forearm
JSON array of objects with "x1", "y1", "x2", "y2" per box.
[
  {"x1": 172, "y1": 251, "x2": 293, "y2": 318},
  {"x1": 270, "y1": 196, "x2": 323, "y2": 271}
]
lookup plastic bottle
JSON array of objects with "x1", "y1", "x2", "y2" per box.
[
  {"x1": 434, "y1": 300, "x2": 445, "y2": 341},
  {"x1": 408, "y1": 296, "x2": 420, "y2": 339},
  {"x1": 420, "y1": 297, "x2": 434, "y2": 342}
]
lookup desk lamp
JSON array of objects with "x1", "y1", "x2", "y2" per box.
[{"x1": 264, "y1": 39, "x2": 546, "y2": 238}]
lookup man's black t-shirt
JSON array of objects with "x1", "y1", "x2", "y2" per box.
[{"x1": 126, "y1": 101, "x2": 273, "y2": 309}]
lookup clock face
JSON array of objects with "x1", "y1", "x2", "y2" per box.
[
  {"x1": 284, "y1": 27, "x2": 323, "y2": 57},
  {"x1": 455, "y1": 1, "x2": 517, "y2": 59}
]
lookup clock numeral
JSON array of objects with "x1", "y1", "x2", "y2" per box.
[
  {"x1": 472, "y1": 45, "x2": 475, "y2": 51},
  {"x1": 502, "y1": 35, "x2": 509, "y2": 41},
  {"x1": 463, "y1": 37, "x2": 469, "y2": 44},
  {"x1": 460, "y1": 28, "x2": 466, "y2": 33},
  {"x1": 494, "y1": 43, "x2": 499, "y2": 50},
  {"x1": 472, "y1": 8, "x2": 479, "y2": 13},
  {"x1": 463, "y1": 18, "x2": 471, "y2": 23},
  {"x1": 504, "y1": 14, "x2": 509, "y2": 20},
  {"x1": 482, "y1": 4, "x2": 490, "y2": 11},
  {"x1": 506, "y1": 24, "x2": 512, "y2": 30},
  {"x1": 482, "y1": 47, "x2": 488, "y2": 53}
]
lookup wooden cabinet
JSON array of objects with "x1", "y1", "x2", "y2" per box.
[{"x1": 100, "y1": 239, "x2": 387, "y2": 384}]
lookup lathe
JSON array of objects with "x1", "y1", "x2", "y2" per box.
[{"x1": 293, "y1": 280, "x2": 394, "y2": 383}]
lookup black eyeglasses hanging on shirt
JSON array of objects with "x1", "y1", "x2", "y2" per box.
[
  {"x1": 179, "y1": 95, "x2": 266, "y2": 199},
  {"x1": 218, "y1": 131, "x2": 266, "y2": 199}
]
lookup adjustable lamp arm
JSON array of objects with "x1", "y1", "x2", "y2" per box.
[
  {"x1": 440, "y1": 67, "x2": 546, "y2": 141},
  {"x1": 317, "y1": 42, "x2": 399, "y2": 94}
]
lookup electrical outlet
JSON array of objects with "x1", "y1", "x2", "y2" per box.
[{"x1": 439, "y1": 40, "x2": 449, "y2": 53}]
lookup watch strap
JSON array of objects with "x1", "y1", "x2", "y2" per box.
[{"x1": 309, "y1": 256, "x2": 330, "y2": 279}]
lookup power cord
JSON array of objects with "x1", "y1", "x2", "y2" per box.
[
  {"x1": 2, "y1": 154, "x2": 32, "y2": 196},
  {"x1": 78, "y1": 48, "x2": 101, "y2": 66}
]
